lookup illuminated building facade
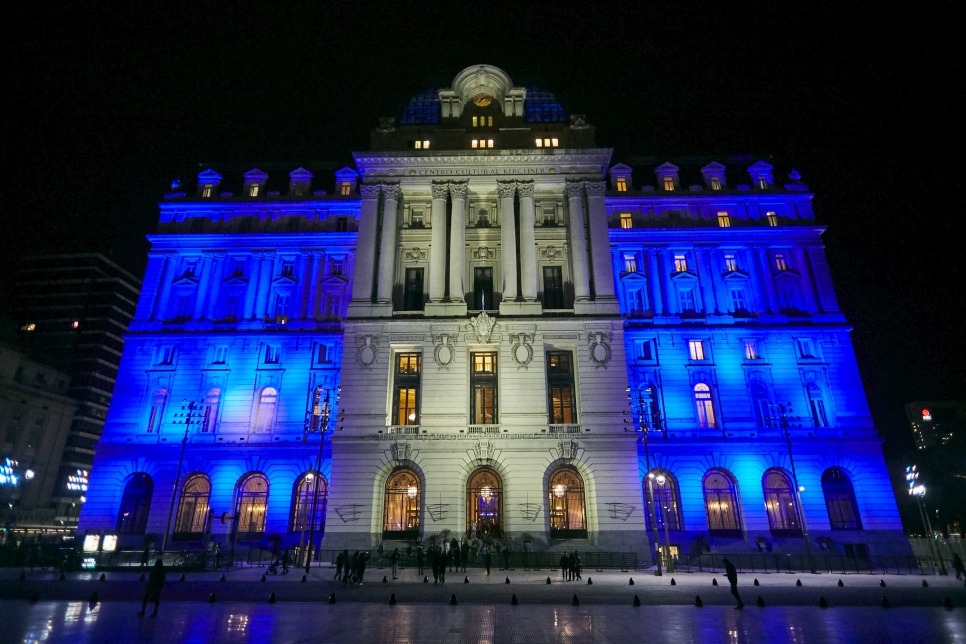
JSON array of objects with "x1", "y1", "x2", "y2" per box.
[{"x1": 78, "y1": 65, "x2": 907, "y2": 559}]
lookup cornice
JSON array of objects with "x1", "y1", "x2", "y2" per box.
[{"x1": 145, "y1": 232, "x2": 358, "y2": 249}]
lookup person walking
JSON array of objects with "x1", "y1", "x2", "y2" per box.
[
  {"x1": 567, "y1": 552, "x2": 576, "y2": 581},
  {"x1": 450, "y1": 538, "x2": 459, "y2": 572},
  {"x1": 391, "y1": 547, "x2": 399, "y2": 580},
  {"x1": 140, "y1": 544, "x2": 150, "y2": 568},
  {"x1": 953, "y1": 553, "x2": 966, "y2": 585},
  {"x1": 461, "y1": 540, "x2": 469, "y2": 573},
  {"x1": 416, "y1": 544, "x2": 424, "y2": 575},
  {"x1": 559, "y1": 553, "x2": 569, "y2": 581},
  {"x1": 723, "y1": 556, "x2": 744, "y2": 609},
  {"x1": 483, "y1": 545, "x2": 492, "y2": 575},
  {"x1": 281, "y1": 549, "x2": 290, "y2": 574},
  {"x1": 574, "y1": 551, "x2": 582, "y2": 581},
  {"x1": 502, "y1": 544, "x2": 511, "y2": 571},
  {"x1": 335, "y1": 550, "x2": 345, "y2": 580},
  {"x1": 138, "y1": 559, "x2": 166, "y2": 617}
]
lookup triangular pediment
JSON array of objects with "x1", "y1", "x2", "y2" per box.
[
  {"x1": 722, "y1": 270, "x2": 749, "y2": 281},
  {"x1": 197, "y1": 168, "x2": 222, "y2": 183},
  {"x1": 610, "y1": 163, "x2": 633, "y2": 176},
  {"x1": 670, "y1": 270, "x2": 697, "y2": 281},
  {"x1": 272, "y1": 275, "x2": 299, "y2": 285},
  {"x1": 620, "y1": 272, "x2": 647, "y2": 283},
  {"x1": 172, "y1": 275, "x2": 199, "y2": 287},
  {"x1": 244, "y1": 168, "x2": 268, "y2": 183},
  {"x1": 701, "y1": 161, "x2": 726, "y2": 174},
  {"x1": 222, "y1": 275, "x2": 249, "y2": 286},
  {"x1": 321, "y1": 275, "x2": 348, "y2": 286},
  {"x1": 748, "y1": 160, "x2": 773, "y2": 173},
  {"x1": 655, "y1": 162, "x2": 679, "y2": 175},
  {"x1": 775, "y1": 269, "x2": 800, "y2": 279},
  {"x1": 335, "y1": 166, "x2": 358, "y2": 180},
  {"x1": 289, "y1": 167, "x2": 313, "y2": 182}
]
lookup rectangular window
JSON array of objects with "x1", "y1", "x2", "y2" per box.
[
  {"x1": 274, "y1": 293, "x2": 291, "y2": 318},
  {"x1": 340, "y1": 182, "x2": 352, "y2": 196},
  {"x1": 724, "y1": 254, "x2": 738, "y2": 272},
  {"x1": 411, "y1": 210, "x2": 424, "y2": 227},
  {"x1": 316, "y1": 344, "x2": 329, "y2": 364},
  {"x1": 474, "y1": 266, "x2": 494, "y2": 310},
  {"x1": 156, "y1": 346, "x2": 175, "y2": 365},
  {"x1": 487, "y1": 139, "x2": 494, "y2": 148},
  {"x1": 330, "y1": 258, "x2": 345, "y2": 276},
  {"x1": 335, "y1": 217, "x2": 348, "y2": 232},
  {"x1": 543, "y1": 266, "x2": 564, "y2": 309},
  {"x1": 281, "y1": 260, "x2": 296, "y2": 277},
  {"x1": 717, "y1": 212, "x2": 731, "y2": 228},
  {"x1": 688, "y1": 340, "x2": 706, "y2": 361},
  {"x1": 663, "y1": 176, "x2": 675, "y2": 191},
  {"x1": 472, "y1": 139, "x2": 479, "y2": 148},
  {"x1": 766, "y1": 211, "x2": 779, "y2": 226},
  {"x1": 731, "y1": 288, "x2": 747, "y2": 311},
  {"x1": 616, "y1": 177, "x2": 627, "y2": 192},
  {"x1": 744, "y1": 340, "x2": 759, "y2": 360},
  {"x1": 796, "y1": 338, "x2": 817, "y2": 359},
  {"x1": 543, "y1": 207, "x2": 556, "y2": 226},
  {"x1": 620, "y1": 212, "x2": 633, "y2": 229},
  {"x1": 679, "y1": 289, "x2": 696, "y2": 312},
  {"x1": 623, "y1": 253, "x2": 638, "y2": 273},
  {"x1": 535, "y1": 138, "x2": 543, "y2": 147},
  {"x1": 172, "y1": 294, "x2": 192, "y2": 319},
  {"x1": 404, "y1": 268, "x2": 424, "y2": 311},
  {"x1": 626, "y1": 288, "x2": 644, "y2": 316},
  {"x1": 774, "y1": 253, "x2": 788, "y2": 271},
  {"x1": 673, "y1": 254, "x2": 688, "y2": 272},
  {"x1": 637, "y1": 339, "x2": 655, "y2": 361},
  {"x1": 488, "y1": 116, "x2": 494, "y2": 127},
  {"x1": 264, "y1": 345, "x2": 280, "y2": 364},
  {"x1": 201, "y1": 184, "x2": 214, "y2": 198},
  {"x1": 471, "y1": 352, "x2": 498, "y2": 424},
  {"x1": 249, "y1": 184, "x2": 260, "y2": 197},
  {"x1": 414, "y1": 140, "x2": 422, "y2": 149},
  {"x1": 758, "y1": 177, "x2": 769, "y2": 189},
  {"x1": 710, "y1": 177, "x2": 722, "y2": 190},
  {"x1": 546, "y1": 351, "x2": 576, "y2": 424},
  {"x1": 324, "y1": 294, "x2": 342, "y2": 318},
  {"x1": 473, "y1": 116, "x2": 478, "y2": 127},
  {"x1": 211, "y1": 346, "x2": 229, "y2": 365},
  {"x1": 393, "y1": 353, "x2": 421, "y2": 425},
  {"x1": 422, "y1": 140, "x2": 429, "y2": 149}
]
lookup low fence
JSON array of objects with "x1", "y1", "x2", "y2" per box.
[{"x1": 668, "y1": 553, "x2": 947, "y2": 576}]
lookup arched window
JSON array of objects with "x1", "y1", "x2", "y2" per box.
[
  {"x1": 467, "y1": 468, "x2": 503, "y2": 538},
  {"x1": 703, "y1": 469, "x2": 742, "y2": 537},
  {"x1": 694, "y1": 383, "x2": 717, "y2": 429},
  {"x1": 234, "y1": 473, "x2": 269, "y2": 540},
  {"x1": 822, "y1": 467, "x2": 862, "y2": 530},
  {"x1": 383, "y1": 468, "x2": 420, "y2": 537},
  {"x1": 201, "y1": 387, "x2": 220, "y2": 433},
  {"x1": 146, "y1": 388, "x2": 167, "y2": 433},
  {"x1": 548, "y1": 467, "x2": 587, "y2": 538},
  {"x1": 116, "y1": 473, "x2": 153, "y2": 534},
  {"x1": 253, "y1": 387, "x2": 277, "y2": 433},
  {"x1": 750, "y1": 383, "x2": 773, "y2": 428},
  {"x1": 643, "y1": 469, "x2": 683, "y2": 531},
  {"x1": 291, "y1": 472, "x2": 328, "y2": 533},
  {"x1": 763, "y1": 469, "x2": 803, "y2": 537},
  {"x1": 309, "y1": 385, "x2": 324, "y2": 431},
  {"x1": 806, "y1": 383, "x2": 829, "y2": 428},
  {"x1": 173, "y1": 474, "x2": 210, "y2": 541}
]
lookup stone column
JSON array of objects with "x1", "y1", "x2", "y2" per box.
[
  {"x1": 657, "y1": 248, "x2": 676, "y2": 314},
  {"x1": 350, "y1": 184, "x2": 382, "y2": 304},
  {"x1": 565, "y1": 181, "x2": 591, "y2": 302},
  {"x1": 243, "y1": 254, "x2": 262, "y2": 319},
  {"x1": 744, "y1": 248, "x2": 767, "y2": 314},
  {"x1": 429, "y1": 183, "x2": 449, "y2": 302},
  {"x1": 306, "y1": 252, "x2": 322, "y2": 319},
  {"x1": 255, "y1": 253, "x2": 275, "y2": 319},
  {"x1": 448, "y1": 181, "x2": 468, "y2": 302},
  {"x1": 205, "y1": 254, "x2": 227, "y2": 319},
  {"x1": 376, "y1": 184, "x2": 401, "y2": 303},
  {"x1": 191, "y1": 255, "x2": 214, "y2": 320},
  {"x1": 294, "y1": 254, "x2": 311, "y2": 319},
  {"x1": 795, "y1": 247, "x2": 819, "y2": 313},
  {"x1": 694, "y1": 248, "x2": 718, "y2": 314},
  {"x1": 584, "y1": 181, "x2": 616, "y2": 300},
  {"x1": 140, "y1": 253, "x2": 170, "y2": 321},
  {"x1": 755, "y1": 247, "x2": 780, "y2": 313},
  {"x1": 645, "y1": 248, "x2": 663, "y2": 315},
  {"x1": 517, "y1": 181, "x2": 538, "y2": 301},
  {"x1": 498, "y1": 181, "x2": 518, "y2": 301},
  {"x1": 708, "y1": 249, "x2": 729, "y2": 313}
]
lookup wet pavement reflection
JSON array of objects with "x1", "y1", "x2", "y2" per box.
[{"x1": 3, "y1": 601, "x2": 964, "y2": 643}]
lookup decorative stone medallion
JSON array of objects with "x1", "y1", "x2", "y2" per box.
[
  {"x1": 466, "y1": 310, "x2": 499, "y2": 344},
  {"x1": 357, "y1": 335, "x2": 377, "y2": 368},
  {"x1": 588, "y1": 332, "x2": 611, "y2": 367},
  {"x1": 508, "y1": 326, "x2": 536, "y2": 369}
]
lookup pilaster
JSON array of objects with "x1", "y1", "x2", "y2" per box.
[
  {"x1": 584, "y1": 181, "x2": 618, "y2": 312},
  {"x1": 448, "y1": 181, "x2": 468, "y2": 304},
  {"x1": 376, "y1": 184, "x2": 402, "y2": 307},
  {"x1": 565, "y1": 181, "x2": 591, "y2": 304},
  {"x1": 429, "y1": 182, "x2": 449, "y2": 303}
]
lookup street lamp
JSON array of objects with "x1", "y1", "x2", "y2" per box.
[
  {"x1": 654, "y1": 472, "x2": 675, "y2": 573},
  {"x1": 629, "y1": 386, "x2": 663, "y2": 576},
  {"x1": 906, "y1": 465, "x2": 946, "y2": 574},
  {"x1": 161, "y1": 399, "x2": 202, "y2": 552},
  {"x1": 768, "y1": 402, "x2": 817, "y2": 574},
  {"x1": 304, "y1": 386, "x2": 336, "y2": 574}
]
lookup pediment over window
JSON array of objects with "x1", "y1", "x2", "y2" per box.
[
  {"x1": 620, "y1": 273, "x2": 647, "y2": 284},
  {"x1": 722, "y1": 270, "x2": 750, "y2": 282},
  {"x1": 774, "y1": 269, "x2": 801, "y2": 279},
  {"x1": 222, "y1": 275, "x2": 249, "y2": 286},
  {"x1": 272, "y1": 275, "x2": 299, "y2": 286},
  {"x1": 172, "y1": 275, "x2": 199, "y2": 287},
  {"x1": 321, "y1": 275, "x2": 348, "y2": 287},
  {"x1": 670, "y1": 270, "x2": 697, "y2": 282},
  {"x1": 197, "y1": 169, "x2": 223, "y2": 183}
]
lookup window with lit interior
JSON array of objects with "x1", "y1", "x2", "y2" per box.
[
  {"x1": 703, "y1": 469, "x2": 742, "y2": 537},
  {"x1": 694, "y1": 383, "x2": 717, "y2": 428},
  {"x1": 548, "y1": 466, "x2": 587, "y2": 538},
  {"x1": 383, "y1": 468, "x2": 420, "y2": 537},
  {"x1": 471, "y1": 352, "x2": 498, "y2": 424},
  {"x1": 393, "y1": 353, "x2": 421, "y2": 426},
  {"x1": 291, "y1": 471, "x2": 327, "y2": 532},
  {"x1": 546, "y1": 351, "x2": 576, "y2": 425},
  {"x1": 173, "y1": 474, "x2": 210, "y2": 541},
  {"x1": 763, "y1": 469, "x2": 803, "y2": 537},
  {"x1": 644, "y1": 469, "x2": 683, "y2": 531},
  {"x1": 233, "y1": 473, "x2": 269, "y2": 540}
]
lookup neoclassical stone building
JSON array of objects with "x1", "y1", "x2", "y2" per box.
[{"x1": 78, "y1": 65, "x2": 907, "y2": 562}]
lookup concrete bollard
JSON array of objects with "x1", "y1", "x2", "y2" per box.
[
  {"x1": 89, "y1": 591, "x2": 99, "y2": 608},
  {"x1": 694, "y1": 595, "x2": 703, "y2": 607},
  {"x1": 511, "y1": 594, "x2": 518, "y2": 605},
  {"x1": 756, "y1": 595, "x2": 765, "y2": 608},
  {"x1": 629, "y1": 578, "x2": 634, "y2": 586},
  {"x1": 546, "y1": 577, "x2": 551, "y2": 585},
  {"x1": 505, "y1": 576, "x2": 510, "y2": 584},
  {"x1": 99, "y1": 573, "x2": 106, "y2": 582},
  {"x1": 633, "y1": 595, "x2": 641, "y2": 607},
  {"x1": 268, "y1": 592, "x2": 276, "y2": 604},
  {"x1": 587, "y1": 577, "x2": 593, "y2": 585},
  {"x1": 208, "y1": 592, "x2": 216, "y2": 604},
  {"x1": 450, "y1": 593, "x2": 457, "y2": 605},
  {"x1": 880, "y1": 596, "x2": 891, "y2": 608},
  {"x1": 670, "y1": 578, "x2": 676, "y2": 586},
  {"x1": 753, "y1": 578, "x2": 760, "y2": 586},
  {"x1": 795, "y1": 579, "x2": 802, "y2": 587},
  {"x1": 389, "y1": 593, "x2": 397, "y2": 605},
  {"x1": 328, "y1": 593, "x2": 336, "y2": 604},
  {"x1": 819, "y1": 596, "x2": 828, "y2": 608},
  {"x1": 220, "y1": 574, "x2": 226, "y2": 582},
  {"x1": 879, "y1": 579, "x2": 886, "y2": 587},
  {"x1": 572, "y1": 594, "x2": 579, "y2": 606},
  {"x1": 837, "y1": 579, "x2": 844, "y2": 587}
]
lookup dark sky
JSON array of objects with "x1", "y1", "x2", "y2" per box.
[{"x1": 3, "y1": 2, "x2": 960, "y2": 462}]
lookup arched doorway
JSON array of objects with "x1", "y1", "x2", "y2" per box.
[
  {"x1": 466, "y1": 468, "x2": 503, "y2": 538},
  {"x1": 233, "y1": 473, "x2": 269, "y2": 542},
  {"x1": 383, "y1": 468, "x2": 420, "y2": 539},
  {"x1": 548, "y1": 466, "x2": 587, "y2": 538}
]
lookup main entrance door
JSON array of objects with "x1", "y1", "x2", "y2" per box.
[{"x1": 467, "y1": 467, "x2": 503, "y2": 538}]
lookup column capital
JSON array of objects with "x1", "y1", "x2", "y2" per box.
[
  {"x1": 382, "y1": 183, "x2": 402, "y2": 200},
  {"x1": 360, "y1": 184, "x2": 382, "y2": 199},
  {"x1": 515, "y1": 180, "x2": 534, "y2": 198},
  {"x1": 449, "y1": 181, "x2": 468, "y2": 199},
  {"x1": 565, "y1": 181, "x2": 584, "y2": 198},
  {"x1": 497, "y1": 180, "x2": 517, "y2": 199},
  {"x1": 431, "y1": 182, "x2": 450, "y2": 199},
  {"x1": 584, "y1": 181, "x2": 606, "y2": 196}
]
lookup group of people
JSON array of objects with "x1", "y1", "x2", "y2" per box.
[
  {"x1": 558, "y1": 551, "x2": 582, "y2": 581},
  {"x1": 334, "y1": 549, "x2": 369, "y2": 584}
]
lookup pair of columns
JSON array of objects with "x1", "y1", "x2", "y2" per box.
[
  {"x1": 565, "y1": 180, "x2": 616, "y2": 303},
  {"x1": 428, "y1": 181, "x2": 468, "y2": 302},
  {"x1": 496, "y1": 180, "x2": 538, "y2": 302},
  {"x1": 351, "y1": 183, "x2": 402, "y2": 305}
]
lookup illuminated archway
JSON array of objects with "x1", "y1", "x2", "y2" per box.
[
  {"x1": 383, "y1": 468, "x2": 420, "y2": 538},
  {"x1": 548, "y1": 466, "x2": 587, "y2": 538},
  {"x1": 763, "y1": 469, "x2": 803, "y2": 537},
  {"x1": 173, "y1": 474, "x2": 210, "y2": 541},
  {"x1": 233, "y1": 472, "x2": 269, "y2": 541},
  {"x1": 116, "y1": 473, "x2": 152, "y2": 534},
  {"x1": 703, "y1": 469, "x2": 742, "y2": 537},
  {"x1": 466, "y1": 467, "x2": 503, "y2": 538}
]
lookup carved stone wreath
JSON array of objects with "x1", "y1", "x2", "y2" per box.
[
  {"x1": 357, "y1": 335, "x2": 378, "y2": 369},
  {"x1": 404, "y1": 247, "x2": 426, "y2": 262},
  {"x1": 588, "y1": 331, "x2": 611, "y2": 368},
  {"x1": 508, "y1": 327, "x2": 536, "y2": 369},
  {"x1": 541, "y1": 245, "x2": 564, "y2": 261},
  {"x1": 433, "y1": 335, "x2": 456, "y2": 369},
  {"x1": 466, "y1": 310, "x2": 499, "y2": 344}
]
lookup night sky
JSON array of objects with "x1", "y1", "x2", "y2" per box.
[{"x1": 3, "y1": 3, "x2": 960, "y2": 467}]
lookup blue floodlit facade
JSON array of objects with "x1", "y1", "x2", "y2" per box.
[{"x1": 78, "y1": 65, "x2": 907, "y2": 560}]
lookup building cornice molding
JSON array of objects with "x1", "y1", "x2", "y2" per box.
[{"x1": 145, "y1": 232, "x2": 358, "y2": 249}]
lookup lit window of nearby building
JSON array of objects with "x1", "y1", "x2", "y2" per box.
[
  {"x1": 774, "y1": 253, "x2": 788, "y2": 271},
  {"x1": 472, "y1": 139, "x2": 479, "y2": 148},
  {"x1": 201, "y1": 184, "x2": 214, "y2": 198},
  {"x1": 488, "y1": 139, "x2": 494, "y2": 148},
  {"x1": 717, "y1": 212, "x2": 731, "y2": 228},
  {"x1": 249, "y1": 184, "x2": 260, "y2": 197},
  {"x1": 535, "y1": 138, "x2": 558, "y2": 148},
  {"x1": 551, "y1": 138, "x2": 558, "y2": 147},
  {"x1": 543, "y1": 207, "x2": 556, "y2": 226},
  {"x1": 616, "y1": 177, "x2": 627, "y2": 192},
  {"x1": 254, "y1": 388, "x2": 277, "y2": 432},
  {"x1": 72, "y1": 320, "x2": 80, "y2": 329},
  {"x1": 766, "y1": 211, "x2": 779, "y2": 226},
  {"x1": 796, "y1": 338, "x2": 817, "y2": 359},
  {"x1": 688, "y1": 340, "x2": 706, "y2": 361},
  {"x1": 472, "y1": 116, "x2": 478, "y2": 127},
  {"x1": 340, "y1": 181, "x2": 352, "y2": 196},
  {"x1": 620, "y1": 212, "x2": 633, "y2": 229},
  {"x1": 623, "y1": 253, "x2": 638, "y2": 273},
  {"x1": 673, "y1": 254, "x2": 688, "y2": 272},
  {"x1": 663, "y1": 176, "x2": 675, "y2": 191},
  {"x1": 393, "y1": 353, "x2": 421, "y2": 425},
  {"x1": 414, "y1": 140, "x2": 430, "y2": 149},
  {"x1": 547, "y1": 351, "x2": 576, "y2": 424},
  {"x1": 543, "y1": 266, "x2": 564, "y2": 309},
  {"x1": 146, "y1": 388, "x2": 167, "y2": 433},
  {"x1": 281, "y1": 260, "x2": 296, "y2": 277},
  {"x1": 211, "y1": 346, "x2": 229, "y2": 364},
  {"x1": 471, "y1": 352, "x2": 498, "y2": 424},
  {"x1": 710, "y1": 177, "x2": 722, "y2": 190},
  {"x1": 264, "y1": 345, "x2": 281, "y2": 364},
  {"x1": 535, "y1": 138, "x2": 541, "y2": 147},
  {"x1": 744, "y1": 340, "x2": 760, "y2": 360},
  {"x1": 21, "y1": 323, "x2": 36, "y2": 332},
  {"x1": 807, "y1": 383, "x2": 829, "y2": 427},
  {"x1": 758, "y1": 176, "x2": 769, "y2": 189},
  {"x1": 724, "y1": 254, "x2": 738, "y2": 272},
  {"x1": 157, "y1": 346, "x2": 176, "y2": 365},
  {"x1": 694, "y1": 384, "x2": 717, "y2": 428}
]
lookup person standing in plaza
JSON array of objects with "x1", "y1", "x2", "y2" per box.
[
  {"x1": 483, "y1": 544, "x2": 492, "y2": 575},
  {"x1": 574, "y1": 551, "x2": 582, "y2": 581},
  {"x1": 391, "y1": 547, "x2": 400, "y2": 580},
  {"x1": 416, "y1": 544, "x2": 424, "y2": 575},
  {"x1": 723, "y1": 556, "x2": 744, "y2": 609},
  {"x1": 461, "y1": 540, "x2": 469, "y2": 573},
  {"x1": 952, "y1": 553, "x2": 965, "y2": 583},
  {"x1": 137, "y1": 559, "x2": 166, "y2": 617},
  {"x1": 567, "y1": 552, "x2": 576, "y2": 581},
  {"x1": 559, "y1": 553, "x2": 569, "y2": 581}
]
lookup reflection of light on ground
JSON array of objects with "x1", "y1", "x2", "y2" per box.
[{"x1": 226, "y1": 614, "x2": 247, "y2": 634}]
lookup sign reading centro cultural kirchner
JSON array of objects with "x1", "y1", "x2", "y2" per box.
[{"x1": 78, "y1": 64, "x2": 907, "y2": 564}]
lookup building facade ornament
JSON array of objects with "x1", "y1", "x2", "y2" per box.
[
  {"x1": 474, "y1": 440, "x2": 494, "y2": 461},
  {"x1": 360, "y1": 184, "x2": 382, "y2": 199},
  {"x1": 356, "y1": 334, "x2": 378, "y2": 368},
  {"x1": 390, "y1": 441, "x2": 411, "y2": 462},
  {"x1": 515, "y1": 180, "x2": 534, "y2": 198},
  {"x1": 565, "y1": 180, "x2": 584, "y2": 198},
  {"x1": 497, "y1": 181, "x2": 517, "y2": 199},
  {"x1": 508, "y1": 324, "x2": 536, "y2": 369},
  {"x1": 588, "y1": 331, "x2": 611, "y2": 367},
  {"x1": 381, "y1": 183, "x2": 402, "y2": 199},
  {"x1": 449, "y1": 181, "x2": 469, "y2": 199},
  {"x1": 466, "y1": 309, "x2": 499, "y2": 343},
  {"x1": 584, "y1": 181, "x2": 606, "y2": 196},
  {"x1": 541, "y1": 245, "x2": 564, "y2": 261},
  {"x1": 557, "y1": 439, "x2": 579, "y2": 460},
  {"x1": 473, "y1": 246, "x2": 495, "y2": 260},
  {"x1": 431, "y1": 182, "x2": 450, "y2": 199},
  {"x1": 404, "y1": 247, "x2": 426, "y2": 262}
]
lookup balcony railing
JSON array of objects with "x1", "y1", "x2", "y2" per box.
[
  {"x1": 387, "y1": 425, "x2": 419, "y2": 435},
  {"x1": 549, "y1": 424, "x2": 581, "y2": 434},
  {"x1": 468, "y1": 424, "x2": 500, "y2": 434}
]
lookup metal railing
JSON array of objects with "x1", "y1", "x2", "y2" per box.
[
  {"x1": 468, "y1": 425, "x2": 501, "y2": 434},
  {"x1": 387, "y1": 425, "x2": 419, "y2": 435},
  {"x1": 669, "y1": 553, "x2": 946, "y2": 576},
  {"x1": 549, "y1": 424, "x2": 581, "y2": 434}
]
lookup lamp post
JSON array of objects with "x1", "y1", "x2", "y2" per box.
[
  {"x1": 906, "y1": 466, "x2": 946, "y2": 574},
  {"x1": 629, "y1": 386, "x2": 662, "y2": 576},
  {"x1": 161, "y1": 399, "x2": 201, "y2": 553},
  {"x1": 304, "y1": 386, "x2": 334, "y2": 574},
  {"x1": 655, "y1": 472, "x2": 675, "y2": 573},
  {"x1": 769, "y1": 402, "x2": 817, "y2": 574}
]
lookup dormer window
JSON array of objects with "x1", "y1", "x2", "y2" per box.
[
  {"x1": 710, "y1": 177, "x2": 722, "y2": 191},
  {"x1": 674, "y1": 254, "x2": 689, "y2": 272},
  {"x1": 340, "y1": 181, "x2": 352, "y2": 195},
  {"x1": 758, "y1": 176, "x2": 769, "y2": 189},
  {"x1": 663, "y1": 176, "x2": 675, "y2": 191},
  {"x1": 248, "y1": 184, "x2": 260, "y2": 197},
  {"x1": 201, "y1": 184, "x2": 214, "y2": 198},
  {"x1": 414, "y1": 140, "x2": 430, "y2": 149},
  {"x1": 620, "y1": 212, "x2": 633, "y2": 229},
  {"x1": 280, "y1": 260, "x2": 296, "y2": 277},
  {"x1": 472, "y1": 116, "x2": 493, "y2": 127},
  {"x1": 535, "y1": 138, "x2": 559, "y2": 148},
  {"x1": 724, "y1": 254, "x2": 738, "y2": 272},
  {"x1": 472, "y1": 139, "x2": 495, "y2": 149},
  {"x1": 766, "y1": 211, "x2": 779, "y2": 226},
  {"x1": 717, "y1": 212, "x2": 731, "y2": 228},
  {"x1": 774, "y1": 254, "x2": 788, "y2": 271},
  {"x1": 623, "y1": 253, "x2": 638, "y2": 273},
  {"x1": 616, "y1": 177, "x2": 627, "y2": 192}
]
